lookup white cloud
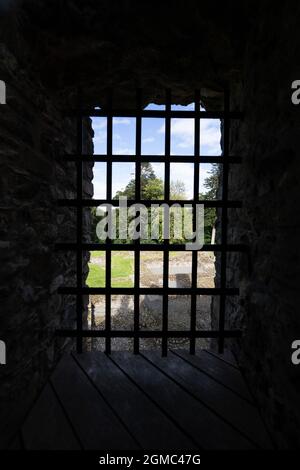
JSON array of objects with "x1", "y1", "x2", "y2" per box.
[
  {"x1": 93, "y1": 120, "x2": 106, "y2": 131},
  {"x1": 158, "y1": 118, "x2": 221, "y2": 155},
  {"x1": 157, "y1": 124, "x2": 165, "y2": 134},
  {"x1": 114, "y1": 147, "x2": 135, "y2": 155},
  {"x1": 93, "y1": 164, "x2": 106, "y2": 199},
  {"x1": 151, "y1": 162, "x2": 164, "y2": 179},
  {"x1": 93, "y1": 132, "x2": 106, "y2": 143},
  {"x1": 113, "y1": 118, "x2": 132, "y2": 125},
  {"x1": 92, "y1": 117, "x2": 107, "y2": 153},
  {"x1": 171, "y1": 119, "x2": 194, "y2": 149},
  {"x1": 142, "y1": 137, "x2": 155, "y2": 144},
  {"x1": 200, "y1": 119, "x2": 221, "y2": 155}
]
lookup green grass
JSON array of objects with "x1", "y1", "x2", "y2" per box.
[
  {"x1": 89, "y1": 251, "x2": 105, "y2": 262},
  {"x1": 86, "y1": 251, "x2": 134, "y2": 288},
  {"x1": 86, "y1": 230, "x2": 213, "y2": 288},
  {"x1": 86, "y1": 263, "x2": 105, "y2": 287},
  {"x1": 111, "y1": 255, "x2": 133, "y2": 287}
]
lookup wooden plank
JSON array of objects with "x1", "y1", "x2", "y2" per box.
[
  {"x1": 51, "y1": 354, "x2": 138, "y2": 450},
  {"x1": 205, "y1": 349, "x2": 239, "y2": 368},
  {"x1": 22, "y1": 384, "x2": 80, "y2": 450},
  {"x1": 74, "y1": 352, "x2": 196, "y2": 450},
  {"x1": 173, "y1": 349, "x2": 253, "y2": 403},
  {"x1": 7, "y1": 433, "x2": 22, "y2": 450},
  {"x1": 144, "y1": 351, "x2": 273, "y2": 449},
  {"x1": 111, "y1": 351, "x2": 255, "y2": 450}
]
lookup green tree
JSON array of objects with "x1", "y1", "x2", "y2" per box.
[
  {"x1": 90, "y1": 163, "x2": 188, "y2": 244},
  {"x1": 199, "y1": 164, "x2": 220, "y2": 243},
  {"x1": 142, "y1": 178, "x2": 164, "y2": 200},
  {"x1": 114, "y1": 162, "x2": 164, "y2": 200},
  {"x1": 203, "y1": 163, "x2": 219, "y2": 199},
  {"x1": 170, "y1": 180, "x2": 186, "y2": 200}
]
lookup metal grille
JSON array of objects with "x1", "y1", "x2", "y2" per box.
[{"x1": 56, "y1": 89, "x2": 245, "y2": 356}]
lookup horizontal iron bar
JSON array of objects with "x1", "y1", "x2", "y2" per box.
[
  {"x1": 65, "y1": 109, "x2": 243, "y2": 119},
  {"x1": 57, "y1": 199, "x2": 242, "y2": 208},
  {"x1": 62, "y1": 155, "x2": 242, "y2": 164},
  {"x1": 55, "y1": 243, "x2": 249, "y2": 252},
  {"x1": 58, "y1": 287, "x2": 239, "y2": 295},
  {"x1": 55, "y1": 329, "x2": 242, "y2": 338}
]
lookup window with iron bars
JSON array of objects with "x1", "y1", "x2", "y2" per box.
[{"x1": 56, "y1": 89, "x2": 245, "y2": 356}]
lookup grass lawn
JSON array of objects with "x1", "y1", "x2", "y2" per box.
[
  {"x1": 86, "y1": 263, "x2": 105, "y2": 287},
  {"x1": 86, "y1": 251, "x2": 134, "y2": 288}
]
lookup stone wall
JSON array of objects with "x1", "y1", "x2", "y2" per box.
[
  {"x1": 211, "y1": 1, "x2": 300, "y2": 449},
  {"x1": 0, "y1": 44, "x2": 93, "y2": 448}
]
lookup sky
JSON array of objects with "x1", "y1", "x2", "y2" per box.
[{"x1": 91, "y1": 103, "x2": 221, "y2": 200}]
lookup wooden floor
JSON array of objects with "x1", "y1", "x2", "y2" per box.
[{"x1": 18, "y1": 350, "x2": 273, "y2": 450}]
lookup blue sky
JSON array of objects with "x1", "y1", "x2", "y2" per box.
[{"x1": 91, "y1": 103, "x2": 221, "y2": 199}]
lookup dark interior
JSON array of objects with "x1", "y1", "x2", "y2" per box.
[{"x1": 0, "y1": 0, "x2": 300, "y2": 450}]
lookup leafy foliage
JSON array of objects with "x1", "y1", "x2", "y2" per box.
[
  {"x1": 199, "y1": 163, "x2": 220, "y2": 243},
  {"x1": 89, "y1": 162, "x2": 220, "y2": 245},
  {"x1": 114, "y1": 162, "x2": 164, "y2": 200}
]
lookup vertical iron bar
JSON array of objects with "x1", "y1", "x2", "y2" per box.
[
  {"x1": 67, "y1": 87, "x2": 237, "y2": 352},
  {"x1": 105, "y1": 90, "x2": 113, "y2": 354},
  {"x1": 134, "y1": 89, "x2": 142, "y2": 354},
  {"x1": 190, "y1": 90, "x2": 200, "y2": 354},
  {"x1": 219, "y1": 88, "x2": 230, "y2": 353},
  {"x1": 76, "y1": 87, "x2": 83, "y2": 353},
  {"x1": 162, "y1": 90, "x2": 171, "y2": 356}
]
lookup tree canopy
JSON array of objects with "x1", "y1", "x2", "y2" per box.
[
  {"x1": 114, "y1": 162, "x2": 164, "y2": 200},
  {"x1": 90, "y1": 162, "x2": 220, "y2": 244}
]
